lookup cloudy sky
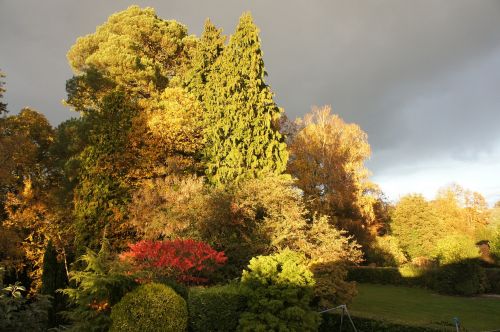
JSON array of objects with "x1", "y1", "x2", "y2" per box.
[{"x1": 1, "y1": 0, "x2": 499, "y2": 204}]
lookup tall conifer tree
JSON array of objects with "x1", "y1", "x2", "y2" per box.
[
  {"x1": 184, "y1": 19, "x2": 225, "y2": 102},
  {"x1": 203, "y1": 13, "x2": 288, "y2": 186},
  {"x1": 0, "y1": 70, "x2": 7, "y2": 115}
]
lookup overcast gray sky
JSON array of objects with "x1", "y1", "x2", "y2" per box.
[{"x1": 1, "y1": 0, "x2": 500, "y2": 204}]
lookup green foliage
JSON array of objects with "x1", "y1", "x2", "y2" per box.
[
  {"x1": 430, "y1": 259, "x2": 488, "y2": 296},
  {"x1": 203, "y1": 12, "x2": 288, "y2": 186},
  {"x1": 431, "y1": 234, "x2": 479, "y2": 264},
  {"x1": 348, "y1": 262, "x2": 492, "y2": 296},
  {"x1": 184, "y1": 19, "x2": 225, "y2": 102},
  {"x1": 0, "y1": 280, "x2": 51, "y2": 332},
  {"x1": 348, "y1": 266, "x2": 413, "y2": 285},
  {"x1": 110, "y1": 283, "x2": 188, "y2": 332},
  {"x1": 66, "y1": 5, "x2": 194, "y2": 108},
  {"x1": 188, "y1": 283, "x2": 247, "y2": 332},
  {"x1": 238, "y1": 250, "x2": 320, "y2": 332},
  {"x1": 61, "y1": 241, "x2": 137, "y2": 332},
  {"x1": 74, "y1": 92, "x2": 136, "y2": 251},
  {"x1": 41, "y1": 241, "x2": 66, "y2": 295},
  {"x1": 197, "y1": 174, "x2": 309, "y2": 278},
  {"x1": 365, "y1": 235, "x2": 408, "y2": 267},
  {"x1": 391, "y1": 194, "x2": 444, "y2": 260},
  {"x1": 489, "y1": 228, "x2": 500, "y2": 261},
  {"x1": 399, "y1": 264, "x2": 427, "y2": 278},
  {"x1": 310, "y1": 262, "x2": 357, "y2": 309},
  {"x1": 484, "y1": 268, "x2": 500, "y2": 294},
  {"x1": 293, "y1": 215, "x2": 362, "y2": 307}
]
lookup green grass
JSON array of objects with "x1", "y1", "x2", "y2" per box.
[{"x1": 349, "y1": 284, "x2": 500, "y2": 331}]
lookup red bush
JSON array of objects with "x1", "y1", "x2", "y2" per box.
[{"x1": 120, "y1": 239, "x2": 227, "y2": 284}]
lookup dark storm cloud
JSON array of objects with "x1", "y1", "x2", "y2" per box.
[{"x1": 1, "y1": 0, "x2": 500, "y2": 200}]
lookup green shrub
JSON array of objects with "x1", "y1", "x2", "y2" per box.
[
  {"x1": 430, "y1": 259, "x2": 488, "y2": 296},
  {"x1": 310, "y1": 262, "x2": 357, "y2": 308},
  {"x1": 188, "y1": 283, "x2": 247, "y2": 332},
  {"x1": 237, "y1": 250, "x2": 320, "y2": 332},
  {"x1": 110, "y1": 283, "x2": 187, "y2": 332},
  {"x1": 365, "y1": 235, "x2": 408, "y2": 267},
  {"x1": 0, "y1": 281, "x2": 51, "y2": 332},
  {"x1": 399, "y1": 264, "x2": 426, "y2": 278},
  {"x1": 61, "y1": 242, "x2": 137, "y2": 332},
  {"x1": 431, "y1": 234, "x2": 479, "y2": 264}
]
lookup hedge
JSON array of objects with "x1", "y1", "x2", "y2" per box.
[
  {"x1": 347, "y1": 266, "x2": 426, "y2": 287},
  {"x1": 348, "y1": 261, "x2": 499, "y2": 296},
  {"x1": 188, "y1": 283, "x2": 247, "y2": 332},
  {"x1": 319, "y1": 313, "x2": 452, "y2": 332},
  {"x1": 484, "y1": 268, "x2": 500, "y2": 294}
]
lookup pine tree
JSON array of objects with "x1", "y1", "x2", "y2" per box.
[{"x1": 203, "y1": 13, "x2": 288, "y2": 186}]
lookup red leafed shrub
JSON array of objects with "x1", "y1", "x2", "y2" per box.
[{"x1": 120, "y1": 239, "x2": 227, "y2": 284}]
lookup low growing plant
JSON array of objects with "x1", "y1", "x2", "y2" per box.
[{"x1": 0, "y1": 280, "x2": 51, "y2": 331}]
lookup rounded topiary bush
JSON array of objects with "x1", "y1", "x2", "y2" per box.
[{"x1": 110, "y1": 283, "x2": 187, "y2": 332}]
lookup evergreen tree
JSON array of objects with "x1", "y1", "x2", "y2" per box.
[
  {"x1": 0, "y1": 70, "x2": 7, "y2": 115},
  {"x1": 203, "y1": 13, "x2": 288, "y2": 186},
  {"x1": 391, "y1": 194, "x2": 445, "y2": 260},
  {"x1": 184, "y1": 19, "x2": 225, "y2": 102},
  {"x1": 41, "y1": 240, "x2": 68, "y2": 327},
  {"x1": 74, "y1": 92, "x2": 136, "y2": 251}
]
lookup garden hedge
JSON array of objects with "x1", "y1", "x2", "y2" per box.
[
  {"x1": 348, "y1": 260, "x2": 498, "y2": 296},
  {"x1": 484, "y1": 268, "x2": 500, "y2": 294},
  {"x1": 188, "y1": 283, "x2": 247, "y2": 332}
]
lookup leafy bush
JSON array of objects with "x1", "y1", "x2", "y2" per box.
[
  {"x1": 431, "y1": 234, "x2": 479, "y2": 264},
  {"x1": 237, "y1": 250, "x2": 320, "y2": 332},
  {"x1": 293, "y1": 215, "x2": 362, "y2": 308},
  {"x1": 430, "y1": 259, "x2": 488, "y2": 296},
  {"x1": 310, "y1": 262, "x2": 357, "y2": 309},
  {"x1": 188, "y1": 283, "x2": 247, "y2": 332},
  {"x1": 365, "y1": 235, "x2": 408, "y2": 267},
  {"x1": 0, "y1": 281, "x2": 51, "y2": 332},
  {"x1": 399, "y1": 264, "x2": 427, "y2": 278},
  {"x1": 61, "y1": 241, "x2": 137, "y2": 331},
  {"x1": 110, "y1": 283, "x2": 187, "y2": 332},
  {"x1": 490, "y1": 230, "x2": 500, "y2": 262},
  {"x1": 120, "y1": 239, "x2": 227, "y2": 285}
]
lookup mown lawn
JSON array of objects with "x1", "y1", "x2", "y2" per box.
[{"x1": 349, "y1": 284, "x2": 500, "y2": 331}]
